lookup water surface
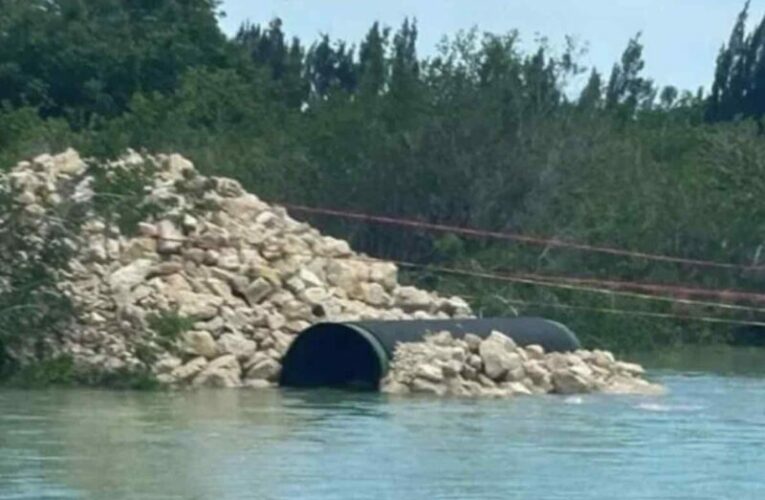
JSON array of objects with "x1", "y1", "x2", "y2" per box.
[{"x1": 1, "y1": 348, "x2": 764, "y2": 499}]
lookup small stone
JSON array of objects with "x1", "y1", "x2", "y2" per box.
[
  {"x1": 464, "y1": 333, "x2": 482, "y2": 353},
  {"x1": 298, "y1": 268, "x2": 324, "y2": 288},
  {"x1": 138, "y1": 222, "x2": 158, "y2": 237},
  {"x1": 244, "y1": 379, "x2": 275, "y2": 390},
  {"x1": 393, "y1": 286, "x2": 433, "y2": 311},
  {"x1": 415, "y1": 363, "x2": 444, "y2": 383},
  {"x1": 157, "y1": 220, "x2": 184, "y2": 254},
  {"x1": 615, "y1": 361, "x2": 645, "y2": 376},
  {"x1": 182, "y1": 330, "x2": 218, "y2": 359},
  {"x1": 151, "y1": 262, "x2": 183, "y2": 276},
  {"x1": 427, "y1": 331, "x2": 454, "y2": 347},
  {"x1": 246, "y1": 358, "x2": 282, "y2": 382},
  {"x1": 243, "y1": 278, "x2": 273, "y2": 305},
  {"x1": 525, "y1": 344, "x2": 545, "y2": 359},
  {"x1": 552, "y1": 369, "x2": 593, "y2": 394},
  {"x1": 504, "y1": 381, "x2": 533, "y2": 396},
  {"x1": 410, "y1": 378, "x2": 447, "y2": 396},
  {"x1": 193, "y1": 354, "x2": 241, "y2": 388},
  {"x1": 154, "y1": 356, "x2": 182, "y2": 374},
  {"x1": 171, "y1": 357, "x2": 208, "y2": 381},
  {"x1": 301, "y1": 287, "x2": 328, "y2": 305},
  {"x1": 216, "y1": 332, "x2": 256, "y2": 361}
]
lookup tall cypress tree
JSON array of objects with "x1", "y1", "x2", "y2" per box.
[
  {"x1": 605, "y1": 34, "x2": 654, "y2": 115},
  {"x1": 358, "y1": 22, "x2": 389, "y2": 97},
  {"x1": 578, "y1": 69, "x2": 603, "y2": 109},
  {"x1": 706, "y1": 2, "x2": 750, "y2": 122}
]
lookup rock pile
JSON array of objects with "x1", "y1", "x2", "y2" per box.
[
  {"x1": 2, "y1": 149, "x2": 661, "y2": 396},
  {"x1": 381, "y1": 331, "x2": 664, "y2": 397},
  {"x1": 2, "y1": 149, "x2": 471, "y2": 388}
]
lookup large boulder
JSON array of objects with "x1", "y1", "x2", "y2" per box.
[{"x1": 478, "y1": 331, "x2": 522, "y2": 381}]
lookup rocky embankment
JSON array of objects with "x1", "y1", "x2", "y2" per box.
[
  {"x1": 382, "y1": 331, "x2": 664, "y2": 397},
  {"x1": 2, "y1": 149, "x2": 662, "y2": 396}
]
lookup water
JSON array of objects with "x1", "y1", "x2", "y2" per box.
[{"x1": 1, "y1": 348, "x2": 764, "y2": 500}]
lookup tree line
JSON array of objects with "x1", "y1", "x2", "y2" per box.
[{"x1": 2, "y1": 0, "x2": 765, "y2": 351}]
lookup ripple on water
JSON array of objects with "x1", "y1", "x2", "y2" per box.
[{"x1": 0, "y1": 367, "x2": 764, "y2": 499}]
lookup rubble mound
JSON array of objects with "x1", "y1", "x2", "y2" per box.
[
  {"x1": 382, "y1": 331, "x2": 664, "y2": 397},
  {"x1": 2, "y1": 149, "x2": 662, "y2": 396},
  {"x1": 2, "y1": 149, "x2": 471, "y2": 388}
]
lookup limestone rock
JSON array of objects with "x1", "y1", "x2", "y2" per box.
[
  {"x1": 478, "y1": 332, "x2": 521, "y2": 380},
  {"x1": 176, "y1": 292, "x2": 223, "y2": 320},
  {"x1": 193, "y1": 354, "x2": 241, "y2": 388},
  {"x1": 243, "y1": 278, "x2": 273, "y2": 305},
  {"x1": 108, "y1": 259, "x2": 153, "y2": 292},
  {"x1": 246, "y1": 358, "x2": 282, "y2": 382},
  {"x1": 216, "y1": 332, "x2": 256, "y2": 361},
  {"x1": 182, "y1": 330, "x2": 218, "y2": 359},
  {"x1": 552, "y1": 368, "x2": 593, "y2": 394},
  {"x1": 393, "y1": 286, "x2": 433, "y2": 311},
  {"x1": 157, "y1": 220, "x2": 184, "y2": 254},
  {"x1": 171, "y1": 357, "x2": 208, "y2": 381}
]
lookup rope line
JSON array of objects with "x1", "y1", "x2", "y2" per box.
[
  {"x1": 498, "y1": 298, "x2": 765, "y2": 328},
  {"x1": 139, "y1": 231, "x2": 765, "y2": 313},
  {"x1": 390, "y1": 260, "x2": 765, "y2": 314},
  {"x1": 280, "y1": 202, "x2": 765, "y2": 272}
]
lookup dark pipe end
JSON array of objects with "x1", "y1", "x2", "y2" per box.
[{"x1": 280, "y1": 323, "x2": 388, "y2": 389}]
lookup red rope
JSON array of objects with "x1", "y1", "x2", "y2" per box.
[{"x1": 281, "y1": 203, "x2": 764, "y2": 272}]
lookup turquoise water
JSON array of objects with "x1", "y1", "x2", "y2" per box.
[{"x1": 1, "y1": 349, "x2": 764, "y2": 499}]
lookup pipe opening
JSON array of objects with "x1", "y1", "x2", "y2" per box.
[{"x1": 280, "y1": 324, "x2": 386, "y2": 390}]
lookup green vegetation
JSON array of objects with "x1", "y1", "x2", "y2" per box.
[
  {"x1": 147, "y1": 311, "x2": 195, "y2": 343},
  {"x1": 2, "y1": 1, "x2": 765, "y2": 354},
  {"x1": 89, "y1": 159, "x2": 162, "y2": 234}
]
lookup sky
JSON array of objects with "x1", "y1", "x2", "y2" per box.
[{"x1": 219, "y1": 0, "x2": 765, "y2": 93}]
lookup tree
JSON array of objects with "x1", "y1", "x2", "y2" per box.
[
  {"x1": 605, "y1": 34, "x2": 654, "y2": 115},
  {"x1": 578, "y1": 69, "x2": 603, "y2": 109},
  {"x1": 706, "y1": 2, "x2": 751, "y2": 122},
  {"x1": 0, "y1": 0, "x2": 230, "y2": 125},
  {"x1": 358, "y1": 23, "x2": 389, "y2": 97}
]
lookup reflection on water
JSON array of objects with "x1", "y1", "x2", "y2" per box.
[
  {"x1": 633, "y1": 345, "x2": 765, "y2": 376},
  {"x1": 1, "y1": 347, "x2": 765, "y2": 500}
]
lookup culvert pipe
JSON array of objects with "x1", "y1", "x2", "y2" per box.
[{"x1": 279, "y1": 317, "x2": 581, "y2": 389}]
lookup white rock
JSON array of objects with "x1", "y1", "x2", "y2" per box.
[
  {"x1": 171, "y1": 357, "x2": 208, "y2": 381},
  {"x1": 157, "y1": 220, "x2": 184, "y2": 254},
  {"x1": 53, "y1": 148, "x2": 87, "y2": 175},
  {"x1": 243, "y1": 278, "x2": 273, "y2": 305},
  {"x1": 182, "y1": 330, "x2": 218, "y2": 359},
  {"x1": 246, "y1": 358, "x2": 282, "y2": 382},
  {"x1": 552, "y1": 368, "x2": 593, "y2": 394},
  {"x1": 615, "y1": 361, "x2": 645, "y2": 376},
  {"x1": 175, "y1": 292, "x2": 223, "y2": 320},
  {"x1": 415, "y1": 363, "x2": 444, "y2": 383},
  {"x1": 193, "y1": 354, "x2": 241, "y2": 388},
  {"x1": 525, "y1": 344, "x2": 545, "y2": 360},
  {"x1": 357, "y1": 282, "x2": 389, "y2": 306},
  {"x1": 478, "y1": 332, "x2": 522, "y2": 380},
  {"x1": 393, "y1": 286, "x2": 433, "y2": 311},
  {"x1": 216, "y1": 332, "x2": 256, "y2": 361},
  {"x1": 298, "y1": 268, "x2": 324, "y2": 288},
  {"x1": 108, "y1": 259, "x2": 154, "y2": 291}
]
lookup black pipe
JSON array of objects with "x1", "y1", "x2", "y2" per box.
[{"x1": 279, "y1": 317, "x2": 580, "y2": 389}]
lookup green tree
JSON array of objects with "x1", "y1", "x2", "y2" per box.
[{"x1": 605, "y1": 34, "x2": 655, "y2": 115}]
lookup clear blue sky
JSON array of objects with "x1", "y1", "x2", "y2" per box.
[{"x1": 219, "y1": 0, "x2": 764, "y2": 93}]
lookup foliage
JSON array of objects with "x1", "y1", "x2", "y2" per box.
[
  {"x1": 1, "y1": 2, "x2": 764, "y2": 355},
  {"x1": 88, "y1": 159, "x2": 162, "y2": 234},
  {"x1": 1, "y1": 356, "x2": 77, "y2": 388},
  {"x1": 705, "y1": 1, "x2": 765, "y2": 125},
  {"x1": 147, "y1": 310, "x2": 195, "y2": 342},
  {"x1": 0, "y1": 181, "x2": 85, "y2": 375}
]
